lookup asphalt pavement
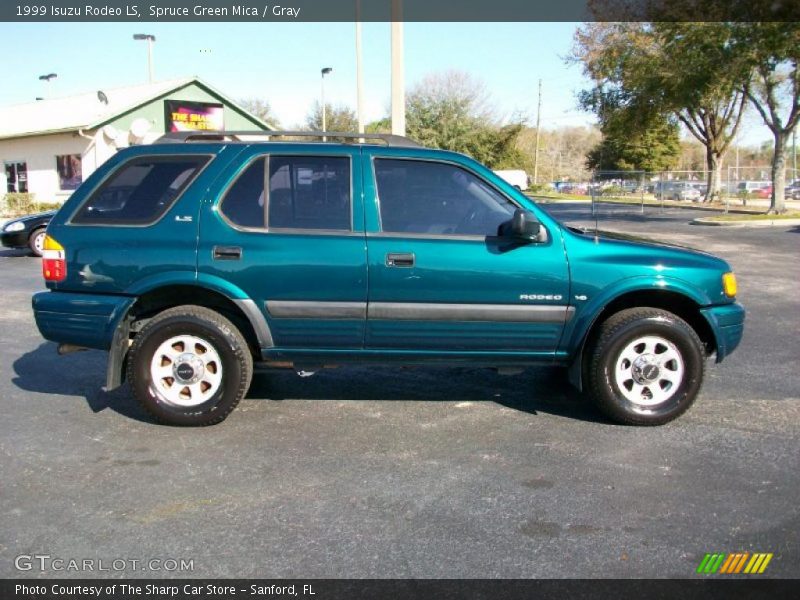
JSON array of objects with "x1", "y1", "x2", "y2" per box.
[{"x1": 1, "y1": 201, "x2": 798, "y2": 579}]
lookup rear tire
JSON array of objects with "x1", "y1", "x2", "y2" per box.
[
  {"x1": 126, "y1": 305, "x2": 253, "y2": 426},
  {"x1": 586, "y1": 308, "x2": 705, "y2": 426},
  {"x1": 28, "y1": 228, "x2": 46, "y2": 257}
]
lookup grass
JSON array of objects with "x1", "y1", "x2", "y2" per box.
[{"x1": 702, "y1": 211, "x2": 800, "y2": 222}]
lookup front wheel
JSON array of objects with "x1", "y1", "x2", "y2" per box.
[
  {"x1": 28, "y1": 228, "x2": 46, "y2": 257},
  {"x1": 586, "y1": 308, "x2": 706, "y2": 425},
  {"x1": 126, "y1": 305, "x2": 253, "y2": 426}
]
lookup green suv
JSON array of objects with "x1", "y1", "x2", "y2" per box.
[{"x1": 32, "y1": 131, "x2": 744, "y2": 426}]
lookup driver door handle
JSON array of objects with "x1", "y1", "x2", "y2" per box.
[{"x1": 386, "y1": 252, "x2": 415, "y2": 268}]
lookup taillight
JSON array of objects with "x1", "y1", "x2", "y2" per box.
[{"x1": 42, "y1": 235, "x2": 66, "y2": 282}]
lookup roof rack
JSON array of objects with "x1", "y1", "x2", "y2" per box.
[{"x1": 155, "y1": 130, "x2": 423, "y2": 148}]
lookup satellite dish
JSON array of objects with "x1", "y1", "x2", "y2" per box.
[
  {"x1": 97, "y1": 90, "x2": 109, "y2": 105},
  {"x1": 102, "y1": 125, "x2": 120, "y2": 140},
  {"x1": 129, "y1": 118, "x2": 152, "y2": 142}
]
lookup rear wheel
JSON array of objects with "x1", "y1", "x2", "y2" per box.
[
  {"x1": 586, "y1": 308, "x2": 705, "y2": 425},
  {"x1": 28, "y1": 228, "x2": 46, "y2": 256},
  {"x1": 126, "y1": 305, "x2": 253, "y2": 426}
]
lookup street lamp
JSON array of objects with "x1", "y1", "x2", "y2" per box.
[
  {"x1": 38, "y1": 73, "x2": 57, "y2": 99},
  {"x1": 133, "y1": 34, "x2": 156, "y2": 83},
  {"x1": 320, "y1": 67, "x2": 333, "y2": 140}
]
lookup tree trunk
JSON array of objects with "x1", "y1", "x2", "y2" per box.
[
  {"x1": 705, "y1": 147, "x2": 723, "y2": 203},
  {"x1": 771, "y1": 132, "x2": 787, "y2": 214}
]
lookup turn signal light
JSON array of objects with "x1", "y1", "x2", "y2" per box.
[
  {"x1": 42, "y1": 235, "x2": 66, "y2": 282},
  {"x1": 722, "y1": 272, "x2": 737, "y2": 298}
]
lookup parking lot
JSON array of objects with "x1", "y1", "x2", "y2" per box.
[{"x1": 1, "y1": 202, "x2": 798, "y2": 578}]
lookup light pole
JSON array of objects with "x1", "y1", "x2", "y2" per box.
[
  {"x1": 320, "y1": 67, "x2": 333, "y2": 139},
  {"x1": 133, "y1": 34, "x2": 156, "y2": 83},
  {"x1": 355, "y1": 0, "x2": 365, "y2": 136},
  {"x1": 390, "y1": 0, "x2": 405, "y2": 136},
  {"x1": 38, "y1": 73, "x2": 57, "y2": 99}
]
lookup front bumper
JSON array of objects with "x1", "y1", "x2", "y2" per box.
[
  {"x1": 700, "y1": 302, "x2": 745, "y2": 362},
  {"x1": 1, "y1": 230, "x2": 28, "y2": 248}
]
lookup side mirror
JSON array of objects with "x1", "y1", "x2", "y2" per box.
[{"x1": 504, "y1": 208, "x2": 545, "y2": 242}]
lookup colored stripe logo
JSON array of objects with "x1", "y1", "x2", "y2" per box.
[{"x1": 696, "y1": 552, "x2": 773, "y2": 574}]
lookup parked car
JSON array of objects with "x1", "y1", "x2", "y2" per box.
[
  {"x1": 659, "y1": 182, "x2": 701, "y2": 201},
  {"x1": 736, "y1": 181, "x2": 771, "y2": 195},
  {"x1": 32, "y1": 131, "x2": 744, "y2": 427},
  {"x1": 1, "y1": 210, "x2": 56, "y2": 256},
  {"x1": 754, "y1": 185, "x2": 773, "y2": 199},
  {"x1": 783, "y1": 181, "x2": 800, "y2": 200}
]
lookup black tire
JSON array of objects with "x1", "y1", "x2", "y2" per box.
[
  {"x1": 126, "y1": 305, "x2": 253, "y2": 426},
  {"x1": 28, "y1": 228, "x2": 46, "y2": 257},
  {"x1": 586, "y1": 307, "x2": 705, "y2": 426}
]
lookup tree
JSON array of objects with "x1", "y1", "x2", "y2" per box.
[
  {"x1": 405, "y1": 70, "x2": 524, "y2": 168},
  {"x1": 733, "y1": 22, "x2": 800, "y2": 213},
  {"x1": 305, "y1": 102, "x2": 358, "y2": 133},
  {"x1": 572, "y1": 22, "x2": 749, "y2": 201},
  {"x1": 365, "y1": 117, "x2": 391, "y2": 134},
  {"x1": 586, "y1": 116, "x2": 681, "y2": 173},
  {"x1": 239, "y1": 98, "x2": 280, "y2": 129},
  {"x1": 578, "y1": 84, "x2": 681, "y2": 173}
]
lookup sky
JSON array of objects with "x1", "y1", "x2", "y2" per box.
[{"x1": 0, "y1": 22, "x2": 774, "y2": 146}]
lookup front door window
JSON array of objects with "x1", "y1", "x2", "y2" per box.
[{"x1": 374, "y1": 158, "x2": 516, "y2": 236}]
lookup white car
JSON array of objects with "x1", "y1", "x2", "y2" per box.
[{"x1": 493, "y1": 169, "x2": 529, "y2": 191}]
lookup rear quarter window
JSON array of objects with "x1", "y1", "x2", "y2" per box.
[{"x1": 71, "y1": 155, "x2": 210, "y2": 225}]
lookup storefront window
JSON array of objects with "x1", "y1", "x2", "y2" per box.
[
  {"x1": 5, "y1": 161, "x2": 28, "y2": 193},
  {"x1": 56, "y1": 154, "x2": 82, "y2": 190}
]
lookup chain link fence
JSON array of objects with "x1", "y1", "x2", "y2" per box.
[{"x1": 582, "y1": 167, "x2": 799, "y2": 217}]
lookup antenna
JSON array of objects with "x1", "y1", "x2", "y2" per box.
[{"x1": 97, "y1": 90, "x2": 109, "y2": 105}]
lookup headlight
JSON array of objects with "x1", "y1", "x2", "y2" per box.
[
  {"x1": 722, "y1": 272, "x2": 737, "y2": 298},
  {"x1": 3, "y1": 221, "x2": 24, "y2": 232}
]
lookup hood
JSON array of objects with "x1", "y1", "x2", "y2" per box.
[
  {"x1": 11, "y1": 210, "x2": 57, "y2": 223},
  {"x1": 568, "y1": 225, "x2": 716, "y2": 258}
]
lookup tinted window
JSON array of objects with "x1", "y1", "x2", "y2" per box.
[
  {"x1": 219, "y1": 156, "x2": 351, "y2": 232},
  {"x1": 268, "y1": 156, "x2": 350, "y2": 230},
  {"x1": 73, "y1": 156, "x2": 208, "y2": 225},
  {"x1": 220, "y1": 159, "x2": 266, "y2": 228},
  {"x1": 269, "y1": 156, "x2": 350, "y2": 231},
  {"x1": 375, "y1": 159, "x2": 516, "y2": 236}
]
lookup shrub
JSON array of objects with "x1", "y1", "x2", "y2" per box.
[{"x1": 2, "y1": 193, "x2": 61, "y2": 217}]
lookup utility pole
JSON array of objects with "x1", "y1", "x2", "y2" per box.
[
  {"x1": 355, "y1": 0, "x2": 365, "y2": 136},
  {"x1": 533, "y1": 78, "x2": 542, "y2": 184},
  {"x1": 793, "y1": 128, "x2": 797, "y2": 181},
  {"x1": 390, "y1": 0, "x2": 405, "y2": 136}
]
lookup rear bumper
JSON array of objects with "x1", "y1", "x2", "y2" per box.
[
  {"x1": 700, "y1": 302, "x2": 745, "y2": 363},
  {"x1": 32, "y1": 291, "x2": 135, "y2": 350},
  {"x1": 1, "y1": 231, "x2": 28, "y2": 248}
]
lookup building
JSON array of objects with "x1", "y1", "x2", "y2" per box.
[{"x1": 0, "y1": 77, "x2": 272, "y2": 203}]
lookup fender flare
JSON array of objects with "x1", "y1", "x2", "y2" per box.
[
  {"x1": 565, "y1": 276, "x2": 710, "y2": 391},
  {"x1": 104, "y1": 274, "x2": 273, "y2": 391}
]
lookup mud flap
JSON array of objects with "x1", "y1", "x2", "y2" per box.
[{"x1": 103, "y1": 317, "x2": 131, "y2": 392}]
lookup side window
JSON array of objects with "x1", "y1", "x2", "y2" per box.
[
  {"x1": 375, "y1": 159, "x2": 517, "y2": 236},
  {"x1": 220, "y1": 159, "x2": 266, "y2": 229},
  {"x1": 72, "y1": 156, "x2": 209, "y2": 225},
  {"x1": 268, "y1": 156, "x2": 350, "y2": 231}
]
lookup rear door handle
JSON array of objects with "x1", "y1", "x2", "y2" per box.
[
  {"x1": 213, "y1": 245, "x2": 242, "y2": 260},
  {"x1": 386, "y1": 252, "x2": 415, "y2": 267}
]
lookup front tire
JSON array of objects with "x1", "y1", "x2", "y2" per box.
[
  {"x1": 586, "y1": 308, "x2": 705, "y2": 425},
  {"x1": 29, "y1": 228, "x2": 46, "y2": 256},
  {"x1": 126, "y1": 305, "x2": 253, "y2": 426}
]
